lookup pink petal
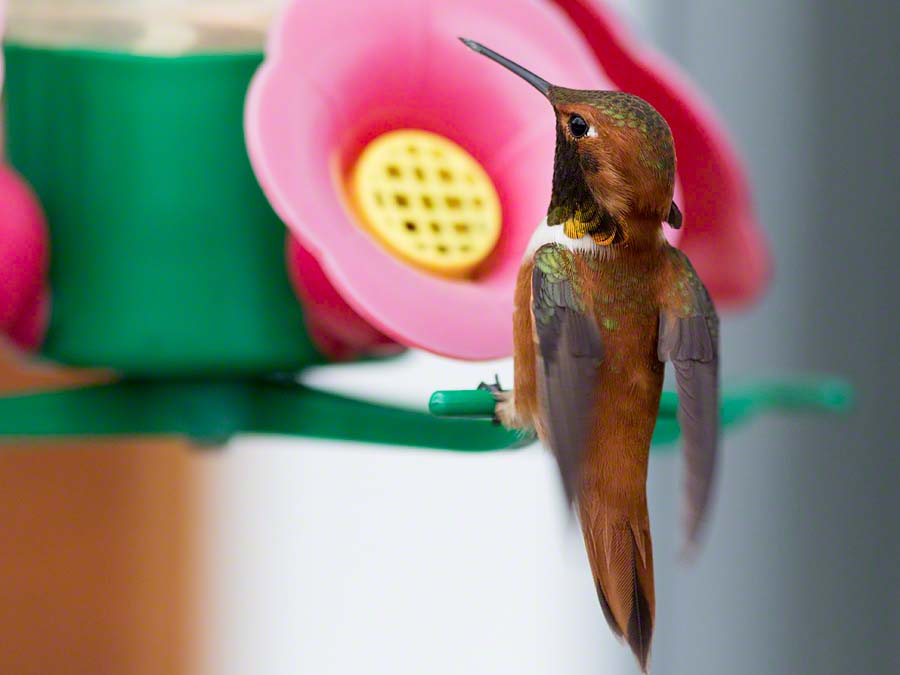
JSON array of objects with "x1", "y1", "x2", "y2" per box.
[
  {"x1": 267, "y1": 0, "x2": 429, "y2": 110},
  {"x1": 286, "y1": 236, "x2": 403, "y2": 361}
]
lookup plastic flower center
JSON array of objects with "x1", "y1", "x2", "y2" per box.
[{"x1": 349, "y1": 130, "x2": 501, "y2": 279}]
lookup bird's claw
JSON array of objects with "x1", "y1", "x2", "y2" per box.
[
  {"x1": 477, "y1": 373, "x2": 504, "y2": 395},
  {"x1": 478, "y1": 374, "x2": 505, "y2": 425}
]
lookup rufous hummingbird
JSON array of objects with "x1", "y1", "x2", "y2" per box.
[{"x1": 462, "y1": 38, "x2": 720, "y2": 671}]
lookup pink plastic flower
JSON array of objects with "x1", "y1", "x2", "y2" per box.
[
  {"x1": 247, "y1": 0, "x2": 768, "y2": 360},
  {"x1": 0, "y1": 1, "x2": 50, "y2": 352},
  {"x1": 0, "y1": 166, "x2": 48, "y2": 352}
]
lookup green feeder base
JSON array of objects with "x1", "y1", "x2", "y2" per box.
[{"x1": 3, "y1": 43, "x2": 326, "y2": 377}]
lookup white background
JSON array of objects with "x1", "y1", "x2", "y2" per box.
[{"x1": 202, "y1": 352, "x2": 651, "y2": 674}]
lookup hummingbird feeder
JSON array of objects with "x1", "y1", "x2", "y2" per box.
[{"x1": 0, "y1": 0, "x2": 846, "y2": 450}]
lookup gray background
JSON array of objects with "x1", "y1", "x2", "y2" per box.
[{"x1": 633, "y1": 0, "x2": 900, "y2": 672}]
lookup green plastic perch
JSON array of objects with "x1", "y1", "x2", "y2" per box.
[
  {"x1": 0, "y1": 376, "x2": 850, "y2": 452},
  {"x1": 0, "y1": 379, "x2": 516, "y2": 451},
  {"x1": 429, "y1": 376, "x2": 853, "y2": 449}
]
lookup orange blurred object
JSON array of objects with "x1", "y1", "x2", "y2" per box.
[{"x1": 0, "y1": 346, "x2": 201, "y2": 675}]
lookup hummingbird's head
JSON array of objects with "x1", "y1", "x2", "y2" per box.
[{"x1": 460, "y1": 38, "x2": 681, "y2": 245}]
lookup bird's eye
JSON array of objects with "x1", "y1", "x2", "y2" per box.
[{"x1": 568, "y1": 114, "x2": 590, "y2": 138}]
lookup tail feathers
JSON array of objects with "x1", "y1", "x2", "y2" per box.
[{"x1": 582, "y1": 510, "x2": 656, "y2": 672}]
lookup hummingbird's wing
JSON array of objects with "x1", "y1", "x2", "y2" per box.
[
  {"x1": 531, "y1": 244, "x2": 604, "y2": 504},
  {"x1": 658, "y1": 249, "x2": 720, "y2": 554}
]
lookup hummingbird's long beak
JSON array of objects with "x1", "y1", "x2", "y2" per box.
[{"x1": 459, "y1": 38, "x2": 552, "y2": 98}]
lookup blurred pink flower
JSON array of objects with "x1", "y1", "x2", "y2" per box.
[
  {"x1": 0, "y1": 161, "x2": 49, "y2": 352},
  {"x1": 0, "y1": 0, "x2": 49, "y2": 349},
  {"x1": 0, "y1": 1, "x2": 50, "y2": 352}
]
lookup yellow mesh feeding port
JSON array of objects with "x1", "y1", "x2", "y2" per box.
[{"x1": 349, "y1": 130, "x2": 502, "y2": 279}]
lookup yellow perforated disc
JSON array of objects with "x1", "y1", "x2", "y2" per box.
[{"x1": 349, "y1": 130, "x2": 502, "y2": 278}]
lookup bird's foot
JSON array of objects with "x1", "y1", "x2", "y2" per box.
[{"x1": 478, "y1": 375, "x2": 519, "y2": 429}]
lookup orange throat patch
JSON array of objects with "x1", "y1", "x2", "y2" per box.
[{"x1": 562, "y1": 217, "x2": 618, "y2": 246}]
